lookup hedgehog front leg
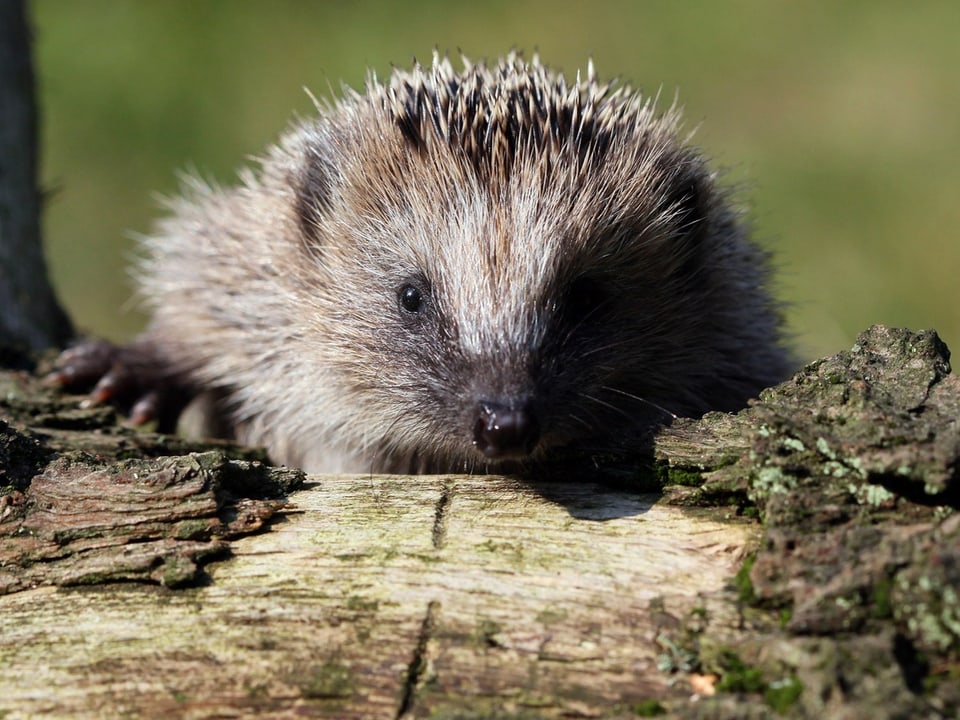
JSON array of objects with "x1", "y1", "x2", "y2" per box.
[{"x1": 47, "y1": 339, "x2": 193, "y2": 431}]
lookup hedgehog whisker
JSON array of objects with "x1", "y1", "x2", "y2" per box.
[
  {"x1": 599, "y1": 385, "x2": 678, "y2": 420},
  {"x1": 576, "y1": 339, "x2": 631, "y2": 360},
  {"x1": 579, "y1": 392, "x2": 638, "y2": 422},
  {"x1": 566, "y1": 412, "x2": 595, "y2": 432}
]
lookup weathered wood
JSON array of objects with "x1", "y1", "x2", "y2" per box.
[
  {"x1": 0, "y1": 452, "x2": 296, "y2": 594},
  {"x1": 0, "y1": 476, "x2": 752, "y2": 718},
  {"x1": 0, "y1": 324, "x2": 958, "y2": 718}
]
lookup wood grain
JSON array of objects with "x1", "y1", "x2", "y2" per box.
[{"x1": 0, "y1": 475, "x2": 754, "y2": 718}]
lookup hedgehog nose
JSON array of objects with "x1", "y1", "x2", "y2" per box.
[{"x1": 472, "y1": 400, "x2": 541, "y2": 459}]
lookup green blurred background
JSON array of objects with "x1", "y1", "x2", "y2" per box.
[{"x1": 31, "y1": 1, "x2": 960, "y2": 362}]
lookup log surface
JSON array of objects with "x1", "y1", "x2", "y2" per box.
[
  {"x1": 1, "y1": 324, "x2": 958, "y2": 718},
  {"x1": 0, "y1": 476, "x2": 752, "y2": 718}
]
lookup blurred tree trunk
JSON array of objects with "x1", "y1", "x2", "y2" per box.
[{"x1": 0, "y1": 0, "x2": 73, "y2": 352}]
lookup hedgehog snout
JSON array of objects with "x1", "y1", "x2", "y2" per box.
[{"x1": 471, "y1": 398, "x2": 541, "y2": 460}]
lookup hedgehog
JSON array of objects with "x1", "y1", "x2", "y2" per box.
[{"x1": 52, "y1": 53, "x2": 793, "y2": 474}]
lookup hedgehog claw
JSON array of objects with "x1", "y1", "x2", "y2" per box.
[
  {"x1": 46, "y1": 340, "x2": 120, "y2": 389},
  {"x1": 129, "y1": 391, "x2": 160, "y2": 426},
  {"x1": 47, "y1": 340, "x2": 187, "y2": 432}
]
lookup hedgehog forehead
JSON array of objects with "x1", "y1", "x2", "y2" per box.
[
  {"x1": 330, "y1": 56, "x2": 688, "y2": 352},
  {"x1": 425, "y1": 184, "x2": 564, "y2": 355}
]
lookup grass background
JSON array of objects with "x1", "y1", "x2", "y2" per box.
[{"x1": 31, "y1": 1, "x2": 960, "y2": 362}]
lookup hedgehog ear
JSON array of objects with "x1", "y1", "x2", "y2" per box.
[{"x1": 296, "y1": 139, "x2": 336, "y2": 256}]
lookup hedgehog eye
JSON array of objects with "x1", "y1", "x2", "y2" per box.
[{"x1": 398, "y1": 284, "x2": 425, "y2": 314}]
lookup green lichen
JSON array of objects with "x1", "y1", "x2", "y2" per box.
[
  {"x1": 160, "y1": 556, "x2": 198, "y2": 587},
  {"x1": 472, "y1": 618, "x2": 502, "y2": 647},
  {"x1": 665, "y1": 467, "x2": 704, "y2": 487},
  {"x1": 655, "y1": 633, "x2": 696, "y2": 674},
  {"x1": 816, "y1": 437, "x2": 837, "y2": 461},
  {"x1": 752, "y1": 466, "x2": 797, "y2": 496},
  {"x1": 513, "y1": 691, "x2": 552, "y2": 708},
  {"x1": 422, "y1": 705, "x2": 545, "y2": 720},
  {"x1": 764, "y1": 676, "x2": 803, "y2": 714},
  {"x1": 781, "y1": 437, "x2": 806, "y2": 453},
  {"x1": 535, "y1": 607, "x2": 568, "y2": 625},
  {"x1": 301, "y1": 659, "x2": 354, "y2": 699},
  {"x1": 834, "y1": 595, "x2": 853, "y2": 611},
  {"x1": 908, "y1": 607, "x2": 956, "y2": 653},
  {"x1": 899, "y1": 574, "x2": 960, "y2": 652},
  {"x1": 734, "y1": 553, "x2": 757, "y2": 605},
  {"x1": 475, "y1": 540, "x2": 524, "y2": 566},
  {"x1": 824, "y1": 460, "x2": 851, "y2": 478},
  {"x1": 871, "y1": 577, "x2": 894, "y2": 619},
  {"x1": 715, "y1": 651, "x2": 765, "y2": 694},
  {"x1": 173, "y1": 519, "x2": 212, "y2": 540},
  {"x1": 631, "y1": 699, "x2": 667, "y2": 716},
  {"x1": 856, "y1": 483, "x2": 896, "y2": 506},
  {"x1": 334, "y1": 548, "x2": 399, "y2": 563},
  {"x1": 845, "y1": 456, "x2": 868, "y2": 479},
  {"x1": 245, "y1": 682, "x2": 269, "y2": 699},
  {"x1": 345, "y1": 595, "x2": 379, "y2": 612},
  {"x1": 925, "y1": 480, "x2": 946, "y2": 496},
  {"x1": 942, "y1": 586, "x2": 960, "y2": 632}
]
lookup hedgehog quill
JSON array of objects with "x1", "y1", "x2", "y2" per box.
[{"x1": 52, "y1": 54, "x2": 793, "y2": 474}]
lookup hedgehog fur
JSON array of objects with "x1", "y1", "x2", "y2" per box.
[{"x1": 129, "y1": 52, "x2": 792, "y2": 473}]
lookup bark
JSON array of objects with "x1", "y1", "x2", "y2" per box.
[
  {"x1": 0, "y1": 324, "x2": 958, "y2": 718},
  {"x1": 0, "y1": 0, "x2": 73, "y2": 354}
]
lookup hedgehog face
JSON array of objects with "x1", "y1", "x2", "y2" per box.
[
  {"x1": 295, "y1": 73, "x2": 718, "y2": 469},
  {"x1": 230, "y1": 54, "x2": 791, "y2": 472}
]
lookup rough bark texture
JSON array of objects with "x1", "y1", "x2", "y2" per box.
[
  {"x1": 658, "y1": 325, "x2": 960, "y2": 718},
  {"x1": 0, "y1": 0, "x2": 73, "y2": 353},
  {"x1": 0, "y1": 325, "x2": 958, "y2": 718}
]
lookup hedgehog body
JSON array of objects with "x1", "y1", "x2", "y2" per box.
[{"x1": 132, "y1": 54, "x2": 791, "y2": 473}]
